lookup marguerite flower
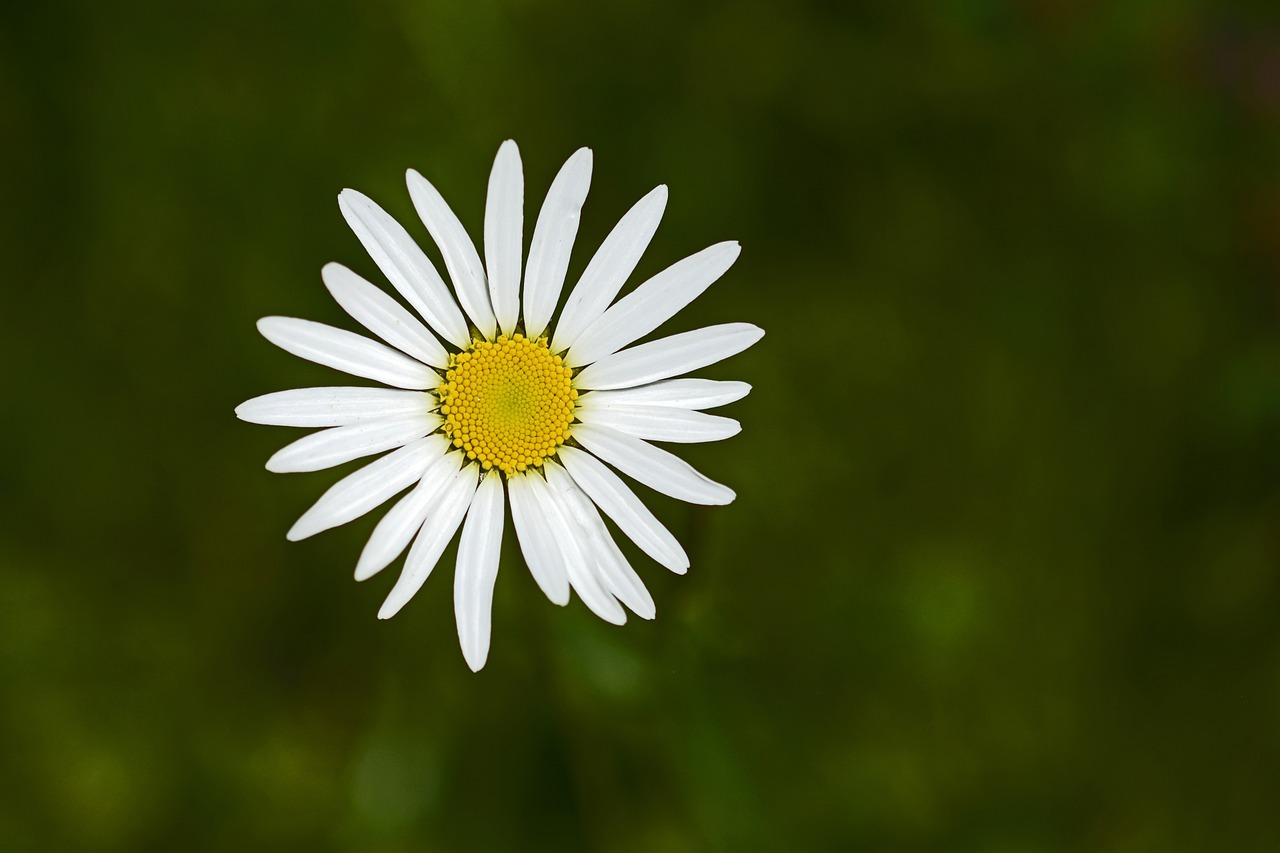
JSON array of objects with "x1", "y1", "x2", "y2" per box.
[{"x1": 237, "y1": 141, "x2": 762, "y2": 670}]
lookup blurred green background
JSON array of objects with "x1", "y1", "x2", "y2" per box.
[{"x1": 3, "y1": 0, "x2": 1279, "y2": 850}]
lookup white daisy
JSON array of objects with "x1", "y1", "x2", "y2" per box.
[{"x1": 236, "y1": 141, "x2": 763, "y2": 671}]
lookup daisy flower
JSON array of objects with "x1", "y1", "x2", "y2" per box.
[{"x1": 236, "y1": 141, "x2": 762, "y2": 671}]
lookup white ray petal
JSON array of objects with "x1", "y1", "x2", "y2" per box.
[
  {"x1": 558, "y1": 446, "x2": 688, "y2": 574},
  {"x1": 527, "y1": 467, "x2": 626, "y2": 625},
  {"x1": 257, "y1": 317, "x2": 438, "y2": 390},
  {"x1": 577, "y1": 405, "x2": 740, "y2": 444},
  {"x1": 267, "y1": 412, "x2": 440, "y2": 473},
  {"x1": 551, "y1": 184, "x2": 667, "y2": 353},
  {"x1": 573, "y1": 323, "x2": 763, "y2": 391},
  {"x1": 454, "y1": 474, "x2": 505, "y2": 671},
  {"x1": 235, "y1": 387, "x2": 431, "y2": 427},
  {"x1": 355, "y1": 451, "x2": 463, "y2": 581},
  {"x1": 565, "y1": 241, "x2": 740, "y2": 367},
  {"x1": 406, "y1": 169, "x2": 496, "y2": 339},
  {"x1": 484, "y1": 140, "x2": 523, "y2": 336},
  {"x1": 338, "y1": 189, "x2": 470, "y2": 348},
  {"x1": 570, "y1": 423, "x2": 735, "y2": 506},
  {"x1": 321, "y1": 263, "x2": 448, "y2": 368},
  {"x1": 522, "y1": 147, "x2": 593, "y2": 340},
  {"x1": 576, "y1": 379, "x2": 751, "y2": 411},
  {"x1": 545, "y1": 462, "x2": 654, "y2": 619},
  {"x1": 378, "y1": 463, "x2": 479, "y2": 619},
  {"x1": 507, "y1": 472, "x2": 571, "y2": 605},
  {"x1": 287, "y1": 435, "x2": 446, "y2": 541}
]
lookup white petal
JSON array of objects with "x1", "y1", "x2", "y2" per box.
[
  {"x1": 545, "y1": 462, "x2": 654, "y2": 619},
  {"x1": 576, "y1": 378, "x2": 751, "y2": 411},
  {"x1": 454, "y1": 474, "x2": 505, "y2": 671},
  {"x1": 406, "y1": 169, "x2": 496, "y2": 339},
  {"x1": 558, "y1": 445, "x2": 688, "y2": 574},
  {"x1": 484, "y1": 140, "x2": 523, "y2": 336},
  {"x1": 287, "y1": 435, "x2": 447, "y2": 541},
  {"x1": 235, "y1": 387, "x2": 431, "y2": 427},
  {"x1": 526, "y1": 467, "x2": 626, "y2": 625},
  {"x1": 551, "y1": 185, "x2": 667, "y2": 353},
  {"x1": 565, "y1": 241, "x2": 741, "y2": 367},
  {"x1": 378, "y1": 463, "x2": 479, "y2": 619},
  {"x1": 507, "y1": 473, "x2": 571, "y2": 605},
  {"x1": 257, "y1": 317, "x2": 438, "y2": 390},
  {"x1": 574, "y1": 323, "x2": 764, "y2": 391},
  {"x1": 522, "y1": 148, "x2": 593, "y2": 340},
  {"x1": 338, "y1": 189, "x2": 470, "y2": 348},
  {"x1": 355, "y1": 451, "x2": 462, "y2": 581},
  {"x1": 321, "y1": 263, "x2": 448, "y2": 368},
  {"x1": 267, "y1": 412, "x2": 440, "y2": 473},
  {"x1": 577, "y1": 405, "x2": 740, "y2": 444},
  {"x1": 570, "y1": 423, "x2": 735, "y2": 506}
]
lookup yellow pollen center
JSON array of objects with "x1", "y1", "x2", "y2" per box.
[{"x1": 437, "y1": 333, "x2": 577, "y2": 475}]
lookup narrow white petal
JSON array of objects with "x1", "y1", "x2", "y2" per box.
[
  {"x1": 545, "y1": 462, "x2": 655, "y2": 619},
  {"x1": 321, "y1": 263, "x2": 448, "y2": 368},
  {"x1": 565, "y1": 241, "x2": 741, "y2": 367},
  {"x1": 484, "y1": 140, "x2": 523, "y2": 336},
  {"x1": 338, "y1": 189, "x2": 470, "y2": 347},
  {"x1": 454, "y1": 474, "x2": 505, "y2": 671},
  {"x1": 406, "y1": 169, "x2": 496, "y2": 339},
  {"x1": 507, "y1": 473, "x2": 571, "y2": 605},
  {"x1": 577, "y1": 379, "x2": 751, "y2": 411},
  {"x1": 558, "y1": 446, "x2": 688, "y2": 574},
  {"x1": 355, "y1": 451, "x2": 462, "y2": 581},
  {"x1": 578, "y1": 405, "x2": 740, "y2": 444},
  {"x1": 527, "y1": 468, "x2": 626, "y2": 625},
  {"x1": 235, "y1": 387, "x2": 431, "y2": 427},
  {"x1": 257, "y1": 317, "x2": 438, "y2": 390},
  {"x1": 551, "y1": 185, "x2": 667, "y2": 353},
  {"x1": 378, "y1": 463, "x2": 479, "y2": 619},
  {"x1": 267, "y1": 412, "x2": 440, "y2": 473},
  {"x1": 522, "y1": 147, "x2": 593, "y2": 340},
  {"x1": 570, "y1": 423, "x2": 735, "y2": 506},
  {"x1": 287, "y1": 435, "x2": 446, "y2": 541},
  {"x1": 574, "y1": 323, "x2": 764, "y2": 391}
]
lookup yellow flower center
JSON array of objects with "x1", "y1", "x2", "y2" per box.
[{"x1": 437, "y1": 333, "x2": 577, "y2": 475}]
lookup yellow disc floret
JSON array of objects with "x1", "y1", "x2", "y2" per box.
[{"x1": 436, "y1": 333, "x2": 577, "y2": 475}]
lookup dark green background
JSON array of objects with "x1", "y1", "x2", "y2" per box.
[{"x1": 3, "y1": 0, "x2": 1279, "y2": 850}]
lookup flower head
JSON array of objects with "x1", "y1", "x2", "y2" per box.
[{"x1": 237, "y1": 141, "x2": 762, "y2": 670}]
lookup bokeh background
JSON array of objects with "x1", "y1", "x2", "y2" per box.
[{"x1": 3, "y1": 0, "x2": 1279, "y2": 849}]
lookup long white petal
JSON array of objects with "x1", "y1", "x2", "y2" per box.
[
  {"x1": 551, "y1": 185, "x2": 667, "y2": 353},
  {"x1": 522, "y1": 148, "x2": 593, "y2": 340},
  {"x1": 527, "y1": 468, "x2": 626, "y2": 625},
  {"x1": 406, "y1": 169, "x2": 496, "y2": 339},
  {"x1": 257, "y1": 317, "x2": 438, "y2": 390},
  {"x1": 558, "y1": 445, "x2": 688, "y2": 574},
  {"x1": 576, "y1": 379, "x2": 751, "y2": 411},
  {"x1": 545, "y1": 462, "x2": 654, "y2": 619},
  {"x1": 321, "y1": 263, "x2": 448, "y2": 368},
  {"x1": 577, "y1": 405, "x2": 740, "y2": 444},
  {"x1": 235, "y1": 387, "x2": 431, "y2": 427},
  {"x1": 570, "y1": 423, "x2": 735, "y2": 506},
  {"x1": 507, "y1": 473, "x2": 571, "y2": 605},
  {"x1": 454, "y1": 474, "x2": 505, "y2": 671},
  {"x1": 355, "y1": 451, "x2": 462, "y2": 581},
  {"x1": 287, "y1": 435, "x2": 446, "y2": 541},
  {"x1": 338, "y1": 189, "x2": 470, "y2": 347},
  {"x1": 565, "y1": 241, "x2": 740, "y2": 367},
  {"x1": 484, "y1": 140, "x2": 523, "y2": 336},
  {"x1": 574, "y1": 323, "x2": 763, "y2": 391},
  {"x1": 378, "y1": 463, "x2": 479, "y2": 619},
  {"x1": 267, "y1": 412, "x2": 440, "y2": 473}
]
